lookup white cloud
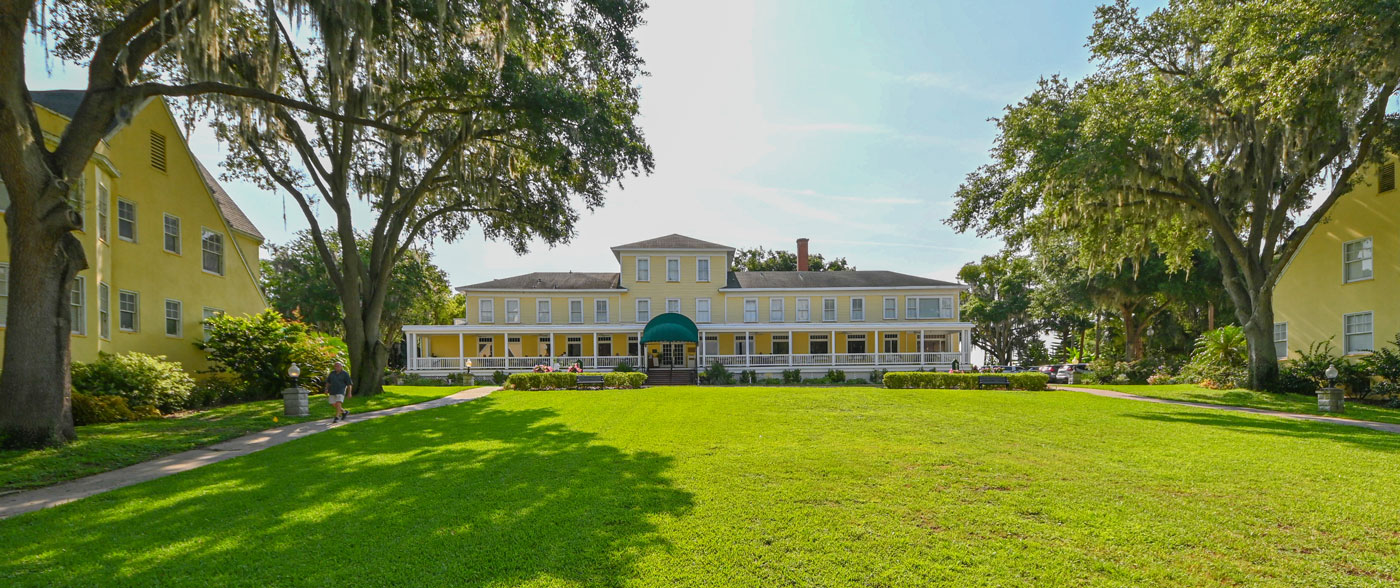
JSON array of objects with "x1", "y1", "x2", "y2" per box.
[{"x1": 871, "y1": 70, "x2": 1022, "y2": 104}]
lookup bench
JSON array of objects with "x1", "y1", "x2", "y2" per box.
[
  {"x1": 977, "y1": 375, "x2": 1011, "y2": 389},
  {"x1": 575, "y1": 375, "x2": 606, "y2": 390}
]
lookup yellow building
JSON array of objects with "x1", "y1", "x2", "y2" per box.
[
  {"x1": 0, "y1": 91, "x2": 268, "y2": 370},
  {"x1": 1274, "y1": 155, "x2": 1398, "y2": 360},
  {"x1": 404, "y1": 235, "x2": 971, "y2": 381}
]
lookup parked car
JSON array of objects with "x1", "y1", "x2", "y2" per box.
[
  {"x1": 1055, "y1": 363, "x2": 1091, "y2": 384},
  {"x1": 1038, "y1": 364, "x2": 1063, "y2": 381}
]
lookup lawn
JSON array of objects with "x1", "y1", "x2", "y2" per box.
[
  {"x1": 0, "y1": 386, "x2": 466, "y2": 491},
  {"x1": 1080, "y1": 383, "x2": 1400, "y2": 426},
  {"x1": 2, "y1": 386, "x2": 1399, "y2": 586}
]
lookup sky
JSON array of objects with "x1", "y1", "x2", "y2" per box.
[{"x1": 25, "y1": 0, "x2": 1111, "y2": 288}]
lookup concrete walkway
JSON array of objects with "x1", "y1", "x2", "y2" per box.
[
  {"x1": 0, "y1": 386, "x2": 498, "y2": 521},
  {"x1": 1055, "y1": 385, "x2": 1400, "y2": 435}
]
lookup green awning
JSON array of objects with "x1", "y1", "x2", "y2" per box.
[{"x1": 640, "y1": 312, "x2": 699, "y2": 344}]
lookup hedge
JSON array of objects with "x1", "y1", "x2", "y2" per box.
[
  {"x1": 506, "y1": 372, "x2": 648, "y2": 391},
  {"x1": 882, "y1": 372, "x2": 1049, "y2": 391}
]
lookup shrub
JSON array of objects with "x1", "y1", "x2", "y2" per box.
[
  {"x1": 1273, "y1": 367, "x2": 1318, "y2": 396},
  {"x1": 1176, "y1": 326, "x2": 1251, "y2": 389},
  {"x1": 758, "y1": 377, "x2": 782, "y2": 385},
  {"x1": 612, "y1": 361, "x2": 635, "y2": 373},
  {"x1": 188, "y1": 373, "x2": 254, "y2": 408},
  {"x1": 881, "y1": 372, "x2": 1048, "y2": 391},
  {"x1": 781, "y1": 369, "x2": 802, "y2": 384},
  {"x1": 801, "y1": 377, "x2": 831, "y2": 385},
  {"x1": 869, "y1": 369, "x2": 888, "y2": 384},
  {"x1": 825, "y1": 369, "x2": 846, "y2": 383},
  {"x1": 71, "y1": 392, "x2": 138, "y2": 426},
  {"x1": 703, "y1": 361, "x2": 735, "y2": 385},
  {"x1": 1284, "y1": 338, "x2": 1373, "y2": 398},
  {"x1": 71, "y1": 352, "x2": 195, "y2": 413},
  {"x1": 739, "y1": 369, "x2": 758, "y2": 384},
  {"x1": 199, "y1": 310, "x2": 346, "y2": 399},
  {"x1": 492, "y1": 370, "x2": 509, "y2": 385},
  {"x1": 505, "y1": 372, "x2": 647, "y2": 390},
  {"x1": 846, "y1": 378, "x2": 868, "y2": 385}
]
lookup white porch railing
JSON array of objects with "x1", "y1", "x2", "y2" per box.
[{"x1": 411, "y1": 352, "x2": 970, "y2": 373}]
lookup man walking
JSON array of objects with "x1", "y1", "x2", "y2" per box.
[{"x1": 326, "y1": 362, "x2": 353, "y2": 423}]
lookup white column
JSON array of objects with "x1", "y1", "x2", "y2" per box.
[
  {"x1": 458, "y1": 333, "x2": 465, "y2": 370},
  {"x1": 831, "y1": 329, "x2": 836, "y2": 365},
  {"x1": 787, "y1": 330, "x2": 794, "y2": 366},
  {"x1": 744, "y1": 331, "x2": 750, "y2": 368},
  {"x1": 874, "y1": 330, "x2": 880, "y2": 366},
  {"x1": 698, "y1": 330, "x2": 705, "y2": 367},
  {"x1": 919, "y1": 330, "x2": 925, "y2": 368},
  {"x1": 592, "y1": 332, "x2": 598, "y2": 369},
  {"x1": 407, "y1": 333, "x2": 416, "y2": 370}
]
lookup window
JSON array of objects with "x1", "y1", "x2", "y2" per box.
[
  {"x1": 479, "y1": 299, "x2": 495, "y2": 323},
  {"x1": 165, "y1": 299, "x2": 182, "y2": 337},
  {"x1": 769, "y1": 298, "x2": 785, "y2": 322},
  {"x1": 595, "y1": 299, "x2": 610, "y2": 323},
  {"x1": 907, "y1": 296, "x2": 955, "y2": 319},
  {"x1": 598, "y1": 338, "x2": 613, "y2": 357},
  {"x1": 628, "y1": 335, "x2": 639, "y2": 356},
  {"x1": 636, "y1": 298, "x2": 651, "y2": 322},
  {"x1": 847, "y1": 333, "x2": 866, "y2": 354},
  {"x1": 703, "y1": 334, "x2": 719, "y2": 356},
  {"x1": 163, "y1": 214, "x2": 181, "y2": 254},
  {"x1": 666, "y1": 298, "x2": 681, "y2": 314},
  {"x1": 67, "y1": 176, "x2": 86, "y2": 231},
  {"x1": 202, "y1": 229, "x2": 224, "y2": 275},
  {"x1": 743, "y1": 298, "x2": 758, "y2": 322},
  {"x1": 98, "y1": 282, "x2": 110, "y2": 339},
  {"x1": 1343, "y1": 238, "x2": 1373, "y2": 282},
  {"x1": 202, "y1": 307, "x2": 222, "y2": 341},
  {"x1": 1273, "y1": 322, "x2": 1288, "y2": 359},
  {"x1": 505, "y1": 299, "x2": 521, "y2": 323},
  {"x1": 0, "y1": 263, "x2": 7, "y2": 326},
  {"x1": 883, "y1": 297, "x2": 897, "y2": 320},
  {"x1": 566, "y1": 336, "x2": 583, "y2": 357},
  {"x1": 796, "y1": 298, "x2": 810, "y2": 322},
  {"x1": 568, "y1": 299, "x2": 584, "y2": 323},
  {"x1": 96, "y1": 181, "x2": 110, "y2": 241},
  {"x1": 735, "y1": 334, "x2": 753, "y2": 355},
  {"x1": 809, "y1": 333, "x2": 830, "y2": 354},
  {"x1": 636, "y1": 257, "x2": 650, "y2": 281},
  {"x1": 696, "y1": 257, "x2": 711, "y2": 281},
  {"x1": 478, "y1": 336, "x2": 495, "y2": 357},
  {"x1": 1344, "y1": 312, "x2": 1374, "y2": 354},
  {"x1": 771, "y1": 334, "x2": 790, "y2": 355},
  {"x1": 118, "y1": 290, "x2": 139, "y2": 332},
  {"x1": 507, "y1": 336, "x2": 523, "y2": 357},
  {"x1": 149, "y1": 130, "x2": 167, "y2": 172},
  {"x1": 822, "y1": 297, "x2": 837, "y2": 322},
  {"x1": 924, "y1": 334, "x2": 950, "y2": 352},
  {"x1": 666, "y1": 257, "x2": 680, "y2": 281},
  {"x1": 696, "y1": 298, "x2": 711, "y2": 323},
  {"x1": 1381, "y1": 161, "x2": 1396, "y2": 193},
  {"x1": 117, "y1": 199, "x2": 137, "y2": 241},
  {"x1": 70, "y1": 277, "x2": 86, "y2": 335},
  {"x1": 851, "y1": 297, "x2": 865, "y2": 321},
  {"x1": 539, "y1": 338, "x2": 552, "y2": 357},
  {"x1": 883, "y1": 333, "x2": 899, "y2": 353},
  {"x1": 537, "y1": 299, "x2": 552, "y2": 323}
]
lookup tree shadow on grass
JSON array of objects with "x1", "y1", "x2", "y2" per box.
[
  {"x1": 1124, "y1": 410, "x2": 1400, "y2": 451},
  {"x1": 0, "y1": 397, "x2": 694, "y2": 587}
]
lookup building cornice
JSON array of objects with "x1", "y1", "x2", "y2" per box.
[{"x1": 457, "y1": 287, "x2": 629, "y2": 294}]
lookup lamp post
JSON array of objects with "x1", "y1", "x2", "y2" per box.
[
  {"x1": 466, "y1": 358, "x2": 473, "y2": 384},
  {"x1": 282, "y1": 362, "x2": 309, "y2": 417},
  {"x1": 1318, "y1": 364, "x2": 1344, "y2": 413}
]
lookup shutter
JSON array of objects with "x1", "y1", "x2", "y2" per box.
[
  {"x1": 1381, "y1": 161, "x2": 1396, "y2": 193},
  {"x1": 150, "y1": 131, "x2": 167, "y2": 172}
]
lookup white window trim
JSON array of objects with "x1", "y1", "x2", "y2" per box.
[
  {"x1": 97, "y1": 281, "x2": 110, "y2": 339},
  {"x1": 1342, "y1": 237, "x2": 1374, "y2": 284},
  {"x1": 479, "y1": 299, "x2": 495, "y2": 324},
  {"x1": 795, "y1": 297, "x2": 811, "y2": 322},
  {"x1": 769, "y1": 297, "x2": 785, "y2": 322},
  {"x1": 883, "y1": 296, "x2": 897, "y2": 320},
  {"x1": 851, "y1": 296, "x2": 865, "y2": 321},
  {"x1": 665, "y1": 297, "x2": 681, "y2": 314},
  {"x1": 822, "y1": 297, "x2": 837, "y2": 322},
  {"x1": 696, "y1": 298, "x2": 711, "y2": 323},
  {"x1": 165, "y1": 298, "x2": 183, "y2": 338},
  {"x1": 1343, "y1": 311, "x2": 1375, "y2": 355},
  {"x1": 118, "y1": 289, "x2": 139, "y2": 332},
  {"x1": 883, "y1": 332, "x2": 900, "y2": 353},
  {"x1": 906, "y1": 296, "x2": 956, "y2": 319},
  {"x1": 201, "y1": 227, "x2": 225, "y2": 276},
  {"x1": 117, "y1": 198, "x2": 137, "y2": 242},
  {"x1": 743, "y1": 297, "x2": 758, "y2": 323},
  {"x1": 595, "y1": 298, "x2": 610, "y2": 323},
  {"x1": 537, "y1": 299, "x2": 552, "y2": 324},
  {"x1": 635, "y1": 257, "x2": 651, "y2": 282},
  {"x1": 202, "y1": 307, "x2": 222, "y2": 342},
  {"x1": 636, "y1": 298, "x2": 651, "y2": 323},
  {"x1": 162, "y1": 213, "x2": 182, "y2": 255},
  {"x1": 696, "y1": 257, "x2": 711, "y2": 282},
  {"x1": 666, "y1": 257, "x2": 681, "y2": 282},
  {"x1": 70, "y1": 276, "x2": 87, "y2": 335},
  {"x1": 96, "y1": 179, "x2": 110, "y2": 243},
  {"x1": 1272, "y1": 322, "x2": 1287, "y2": 359},
  {"x1": 569, "y1": 298, "x2": 584, "y2": 324},
  {"x1": 505, "y1": 298, "x2": 521, "y2": 324}
]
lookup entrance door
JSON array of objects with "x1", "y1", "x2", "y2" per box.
[{"x1": 659, "y1": 342, "x2": 685, "y2": 366}]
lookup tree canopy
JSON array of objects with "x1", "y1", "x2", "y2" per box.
[{"x1": 732, "y1": 247, "x2": 854, "y2": 272}]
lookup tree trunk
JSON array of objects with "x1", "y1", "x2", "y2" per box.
[
  {"x1": 1121, "y1": 305, "x2": 1138, "y2": 362},
  {"x1": 0, "y1": 197, "x2": 84, "y2": 448},
  {"x1": 1240, "y1": 293, "x2": 1279, "y2": 392}
]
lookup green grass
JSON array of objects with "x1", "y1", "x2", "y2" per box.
[
  {"x1": 3, "y1": 386, "x2": 1400, "y2": 586},
  {"x1": 1081, "y1": 383, "x2": 1400, "y2": 426},
  {"x1": 0, "y1": 386, "x2": 465, "y2": 491}
]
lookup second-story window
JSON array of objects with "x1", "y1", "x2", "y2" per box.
[
  {"x1": 666, "y1": 258, "x2": 680, "y2": 281},
  {"x1": 96, "y1": 181, "x2": 110, "y2": 242},
  {"x1": 743, "y1": 298, "x2": 758, "y2": 322},
  {"x1": 851, "y1": 297, "x2": 865, "y2": 321},
  {"x1": 505, "y1": 299, "x2": 520, "y2": 323},
  {"x1": 163, "y1": 214, "x2": 181, "y2": 254},
  {"x1": 907, "y1": 296, "x2": 955, "y2": 319},
  {"x1": 636, "y1": 299, "x2": 651, "y2": 322},
  {"x1": 1343, "y1": 237, "x2": 1373, "y2": 282},
  {"x1": 666, "y1": 298, "x2": 681, "y2": 314},
  {"x1": 569, "y1": 299, "x2": 584, "y2": 323},
  {"x1": 479, "y1": 299, "x2": 494, "y2": 323},
  {"x1": 769, "y1": 298, "x2": 784, "y2": 321},
  {"x1": 696, "y1": 257, "x2": 710, "y2": 281},
  {"x1": 595, "y1": 299, "x2": 610, "y2": 323},
  {"x1": 696, "y1": 298, "x2": 711, "y2": 322},
  {"x1": 117, "y1": 199, "x2": 137, "y2": 241},
  {"x1": 636, "y1": 257, "x2": 650, "y2": 281},
  {"x1": 201, "y1": 229, "x2": 224, "y2": 275},
  {"x1": 796, "y1": 298, "x2": 810, "y2": 322},
  {"x1": 884, "y1": 297, "x2": 897, "y2": 319},
  {"x1": 537, "y1": 299, "x2": 552, "y2": 323},
  {"x1": 822, "y1": 297, "x2": 837, "y2": 321}
]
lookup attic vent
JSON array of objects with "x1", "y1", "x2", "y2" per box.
[
  {"x1": 149, "y1": 131, "x2": 167, "y2": 172},
  {"x1": 1381, "y1": 161, "x2": 1396, "y2": 193}
]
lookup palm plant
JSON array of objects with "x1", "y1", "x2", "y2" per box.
[{"x1": 1192, "y1": 326, "x2": 1248, "y2": 368}]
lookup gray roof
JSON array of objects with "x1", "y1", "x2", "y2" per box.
[
  {"x1": 725, "y1": 270, "x2": 958, "y2": 289},
  {"x1": 462, "y1": 272, "x2": 622, "y2": 291},
  {"x1": 611, "y1": 234, "x2": 734, "y2": 251},
  {"x1": 31, "y1": 90, "x2": 264, "y2": 242}
]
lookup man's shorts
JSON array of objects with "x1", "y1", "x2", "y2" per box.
[{"x1": 328, "y1": 394, "x2": 345, "y2": 404}]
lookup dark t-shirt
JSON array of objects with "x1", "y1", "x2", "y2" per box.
[{"x1": 327, "y1": 370, "x2": 352, "y2": 395}]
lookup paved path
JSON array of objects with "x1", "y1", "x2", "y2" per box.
[
  {"x1": 0, "y1": 386, "x2": 498, "y2": 521},
  {"x1": 1055, "y1": 385, "x2": 1400, "y2": 435}
]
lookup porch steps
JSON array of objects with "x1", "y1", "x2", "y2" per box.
[{"x1": 645, "y1": 369, "x2": 696, "y2": 386}]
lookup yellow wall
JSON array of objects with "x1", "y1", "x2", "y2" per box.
[
  {"x1": 0, "y1": 99, "x2": 266, "y2": 372},
  {"x1": 1274, "y1": 156, "x2": 1399, "y2": 359}
]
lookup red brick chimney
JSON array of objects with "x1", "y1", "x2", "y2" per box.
[{"x1": 796, "y1": 238, "x2": 810, "y2": 271}]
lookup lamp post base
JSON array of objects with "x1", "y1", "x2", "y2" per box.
[
  {"x1": 1316, "y1": 387, "x2": 1345, "y2": 413},
  {"x1": 282, "y1": 387, "x2": 310, "y2": 417}
]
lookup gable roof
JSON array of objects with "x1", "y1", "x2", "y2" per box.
[
  {"x1": 30, "y1": 90, "x2": 265, "y2": 243},
  {"x1": 611, "y1": 234, "x2": 734, "y2": 251},
  {"x1": 460, "y1": 272, "x2": 623, "y2": 291},
  {"x1": 724, "y1": 270, "x2": 960, "y2": 290}
]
